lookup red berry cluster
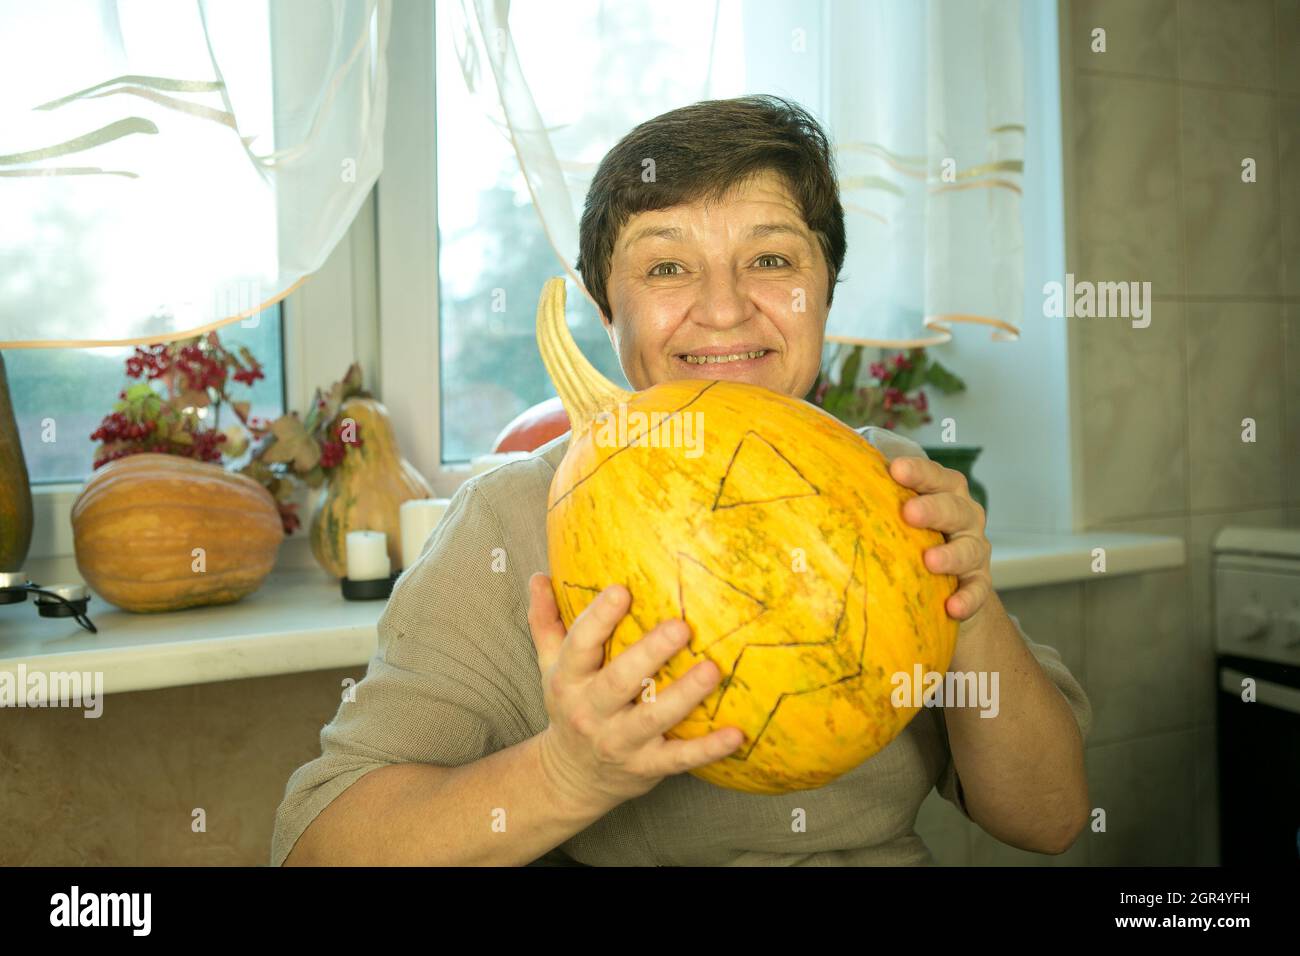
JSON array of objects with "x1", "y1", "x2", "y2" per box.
[
  {"x1": 189, "y1": 429, "x2": 228, "y2": 462},
  {"x1": 869, "y1": 353, "x2": 916, "y2": 381},
  {"x1": 232, "y1": 364, "x2": 265, "y2": 387},
  {"x1": 173, "y1": 343, "x2": 227, "y2": 391},
  {"x1": 280, "y1": 504, "x2": 302, "y2": 535},
  {"x1": 318, "y1": 440, "x2": 345, "y2": 470},
  {"x1": 89, "y1": 414, "x2": 228, "y2": 469},
  {"x1": 124, "y1": 346, "x2": 170, "y2": 380},
  {"x1": 90, "y1": 412, "x2": 157, "y2": 443},
  {"x1": 317, "y1": 419, "x2": 363, "y2": 470},
  {"x1": 125, "y1": 341, "x2": 253, "y2": 394},
  {"x1": 881, "y1": 386, "x2": 930, "y2": 413}
]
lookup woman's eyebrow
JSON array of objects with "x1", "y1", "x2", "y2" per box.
[
  {"x1": 623, "y1": 221, "x2": 809, "y2": 249},
  {"x1": 624, "y1": 225, "x2": 685, "y2": 248},
  {"x1": 747, "y1": 222, "x2": 810, "y2": 242}
]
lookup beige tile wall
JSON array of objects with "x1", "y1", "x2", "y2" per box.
[
  {"x1": 1068, "y1": 0, "x2": 1296, "y2": 528},
  {"x1": 920, "y1": 0, "x2": 1297, "y2": 867},
  {"x1": 925, "y1": 0, "x2": 1290, "y2": 869}
]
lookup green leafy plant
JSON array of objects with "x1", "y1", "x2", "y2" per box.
[{"x1": 805, "y1": 345, "x2": 966, "y2": 431}]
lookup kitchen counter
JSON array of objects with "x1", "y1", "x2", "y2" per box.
[{"x1": 1, "y1": 529, "x2": 1184, "y2": 695}]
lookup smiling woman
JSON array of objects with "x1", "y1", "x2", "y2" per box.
[{"x1": 274, "y1": 93, "x2": 1091, "y2": 869}]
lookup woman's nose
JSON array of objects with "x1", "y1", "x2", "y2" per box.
[{"x1": 691, "y1": 268, "x2": 749, "y2": 330}]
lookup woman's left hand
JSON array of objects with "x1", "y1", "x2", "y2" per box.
[{"x1": 888, "y1": 456, "x2": 992, "y2": 622}]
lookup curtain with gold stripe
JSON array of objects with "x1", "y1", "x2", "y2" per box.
[
  {"x1": 453, "y1": 0, "x2": 1024, "y2": 348},
  {"x1": 0, "y1": 0, "x2": 389, "y2": 349}
]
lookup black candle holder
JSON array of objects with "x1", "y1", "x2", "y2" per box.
[
  {"x1": 340, "y1": 571, "x2": 400, "y2": 601},
  {"x1": 0, "y1": 570, "x2": 98, "y2": 633}
]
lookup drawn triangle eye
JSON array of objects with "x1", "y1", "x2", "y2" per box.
[{"x1": 713, "y1": 431, "x2": 819, "y2": 510}]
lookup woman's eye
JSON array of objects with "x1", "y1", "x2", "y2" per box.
[
  {"x1": 650, "y1": 262, "x2": 682, "y2": 277},
  {"x1": 756, "y1": 254, "x2": 790, "y2": 268}
]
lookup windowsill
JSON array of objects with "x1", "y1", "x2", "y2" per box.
[
  {"x1": 984, "y1": 528, "x2": 1185, "y2": 590},
  {"x1": 1, "y1": 530, "x2": 1184, "y2": 696}
]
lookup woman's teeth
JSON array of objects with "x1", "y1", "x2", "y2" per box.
[{"x1": 682, "y1": 350, "x2": 768, "y2": 365}]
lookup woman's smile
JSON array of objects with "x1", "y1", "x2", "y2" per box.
[{"x1": 672, "y1": 345, "x2": 777, "y2": 381}]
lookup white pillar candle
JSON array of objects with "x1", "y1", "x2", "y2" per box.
[
  {"x1": 345, "y1": 530, "x2": 391, "y2": 581},
  {"x1": 400, "y1": 498, "x2": 451, "y2": 570},
  {"x1": 470, "y1": 451, "x2": 530, "y2": 478}
]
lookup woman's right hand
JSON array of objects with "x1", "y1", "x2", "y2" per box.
[{"x1": 526, "y1": 572, "x2": 745, "y2": 811}]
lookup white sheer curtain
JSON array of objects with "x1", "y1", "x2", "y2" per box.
[
  {"x1": 0, "y1": 0, "x2": 388, "y2": 349},
  {"x1": 455, "y1": 0, "x2": 1023, "y2": 347}
]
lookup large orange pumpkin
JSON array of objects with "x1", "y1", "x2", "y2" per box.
[
  {"x1": 71, "y1": 453, "x2": 282, "y2": 612},
  {"x1": 538, "y1": 278, "x2": 959, "y2": 795}
]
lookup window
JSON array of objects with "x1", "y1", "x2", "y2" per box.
[
  {"x1": 383, "y1": 0, "x2": 1072, "y2": 531},
  {"x1": 432, "y1": 2, "x2": 627, "y2": 463},
  {"x1": 7, "y1": 307, "x2": 286, "y2": 485}
]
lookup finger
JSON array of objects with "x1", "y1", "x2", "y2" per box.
[
  {"x1": 902, "y1": 491, "x2": 982, "y2": 535},
  {"x1": 644, "y1": 726, "x2": 746, "y2": 777},
  {"x1": 615, "y1": 657, "x2": 727, "y2": 743},
  {"x1": 588, "y1": 617, "x2": 693, "y2": 716},
  {"x1": 526, "y1": 573, "x2": 566, "y2": 673},
  {"x1": 947, "y1": 576, "x2": 992, "y2": 620},
  {"x1": 922, "y1": 534, "x2": 988, "y2": 576},
  {"x1": 890, "y1": 456, "x2": 967, "y2": 496},
  {"x1": 555, "y1": 584, "x2": 632, "y2": 682}
]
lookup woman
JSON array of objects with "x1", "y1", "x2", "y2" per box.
[{"x1": 274, "y1": 95, "x2": 1091, "y2": 866}]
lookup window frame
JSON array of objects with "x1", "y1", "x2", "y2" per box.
[{"x1": 374, "y1": 0, "x2": 476, "y2": 496}]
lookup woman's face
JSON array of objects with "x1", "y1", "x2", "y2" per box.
[{"x1": 602, "y1": 169, "x2": 830, "y2": 399}]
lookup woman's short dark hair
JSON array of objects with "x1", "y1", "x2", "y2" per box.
[{"x1": 576, "y1": 94, "x2": 846, "y2": 323}]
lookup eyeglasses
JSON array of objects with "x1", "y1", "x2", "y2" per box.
[{"x1": 0, "y1": 570, "x2": 98, "y2": 634}]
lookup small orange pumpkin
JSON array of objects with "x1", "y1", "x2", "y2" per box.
[
  {"x1": 492, "y1": 396, "x2": 571, "y2": 453},
  {"x1": 71, "y1": 453, "x2": 283, "y2": 612}
]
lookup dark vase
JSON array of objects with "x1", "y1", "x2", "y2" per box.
[
  {"x1": 0, "y1": 352, "x2": 35, "y2": 571},
  {"x1": 920, "y1": 444, "x2": 988, "y2": 517}
]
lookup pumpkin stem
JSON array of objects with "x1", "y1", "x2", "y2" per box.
[{"x1": 536, "y1": 277, "x2": 632, "y2": 439}]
